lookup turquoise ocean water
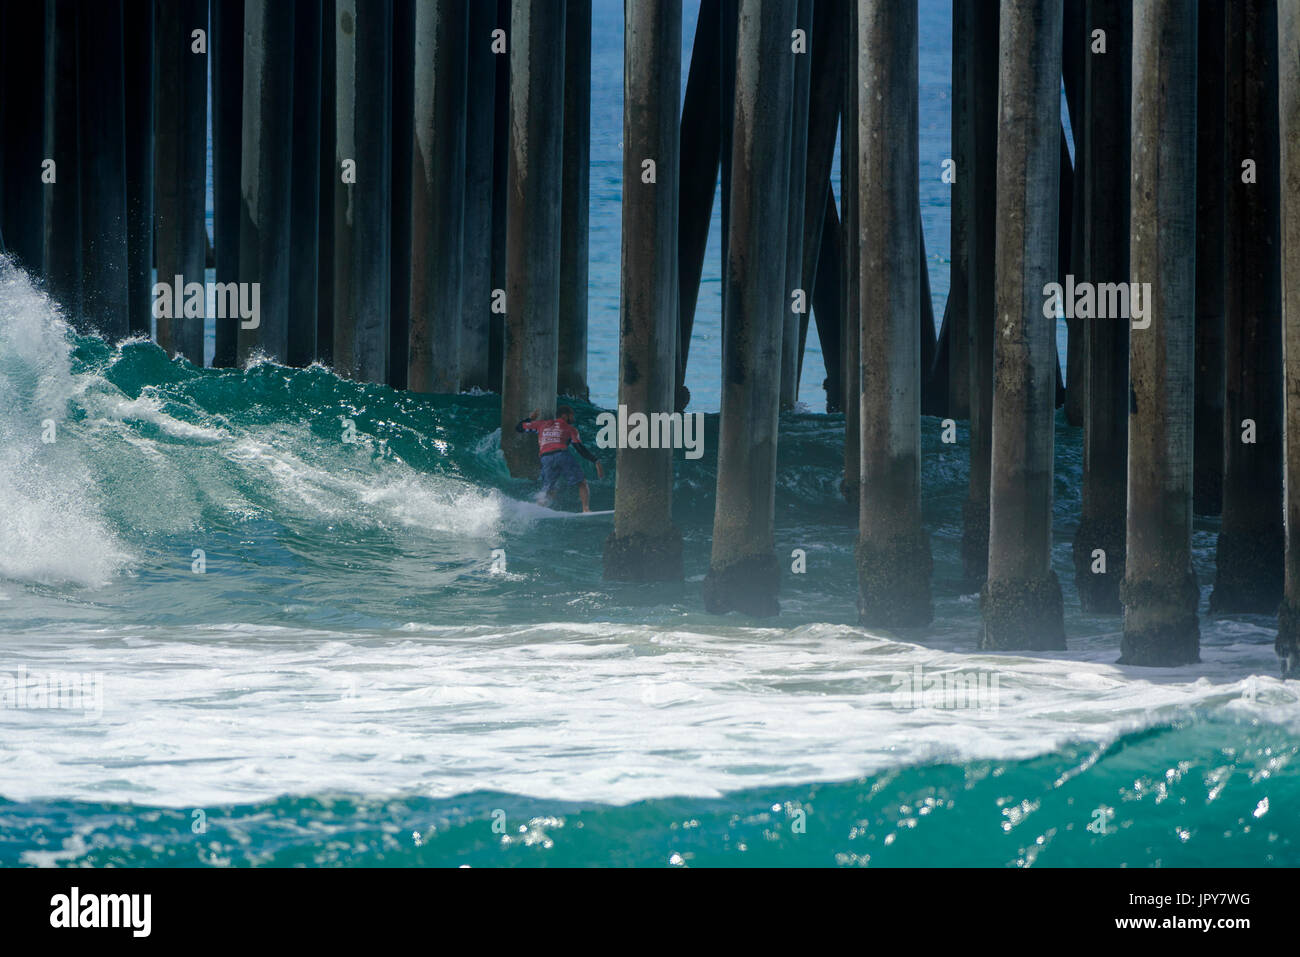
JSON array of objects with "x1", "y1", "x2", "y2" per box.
[{"x1": 2, "y1": 1, "x2": 1295, "y2": 867}]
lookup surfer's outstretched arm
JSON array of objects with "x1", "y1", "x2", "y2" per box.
[
  {"x1": 572, "y1": 441, "x2": 597, "y2": 462},
  {"x1": 516, "y1": 409, "x2": 543, "y2": 433},
  {"x1": 572, "y1": 441, "x2": 604, "y2": 479}
]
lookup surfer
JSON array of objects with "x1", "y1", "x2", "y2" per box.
[{"x1": 515, "y1": 406, "x2": 605, "y2": 512}]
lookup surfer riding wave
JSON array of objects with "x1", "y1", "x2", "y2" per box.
[{"x1": 516, "y1": 405, "x2": 605, "y2": 512}]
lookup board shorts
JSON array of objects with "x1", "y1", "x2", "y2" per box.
[{"x1": 540, "y1": 449, "x2": 584, "y2": 491}]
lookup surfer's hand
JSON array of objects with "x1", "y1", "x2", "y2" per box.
[
  {"x1": 595, "y1": 462, "x2": 605, "y2": 479},
  {"x1": 529, "y1": 408, "x2": 540, "y2": 420}
]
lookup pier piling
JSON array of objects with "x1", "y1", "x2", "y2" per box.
[
  {"x1": 1121, "y1": 0, "x2": 1199, "y2": 666},
  {"x1": 796, "y1": 0, "x2": 846, "y2": 410},
  {"x1": 212, "y1": 0, "x2": 244, "y2": 368},
  {"x1": 1, "y1": 2, "x2": 46, "y2": 276},
  {"x1": 1278, "y1": 0, "x2": 1300, "y2": 677},
  {"x1": 153, "y1": 0, "x2": 207, "y2": 364},
  {"x1": 1274, "y1": 0, "x2": 1294, "y2": 670},
  {"x1": 559, "y1": 0, "x2": 593, "y2": 402},
  {"x1": 840, "y1": 1, "x2": 860, "y2": 503},
  {"x1": 1071, "y1": 0, "x2": 1130, "y2": 615},
  {"x1": 855, "y1": 0, "x2": 933, "y2": 627},
  {"x1": 703, "y1": 0, "x2": 796, "y2": 616},
  {"x1": 1193, "y1": 0, "x2": 1225, "y2": 517},
  {"x1": 389, "y1": 0, "x2": 415, "y2": 390},
  {"x1": 981, "y1": 0, "x2": 1066, "y2": 650},
  {"x1": 124, "y1": 0, "x2": 155, "y2": 340},
  {"x1": 1211, "y1": 0, "x2": 1284, "y2": 615},
  {"x1": 408, "y1": 0, "x2": 468, "y2": 394},
  {"x1": 77, "y1": 0, "x2": 131, "y2": 342},
  {"x1": 288, "y1": 0, "x2": 323, "y2": 368},
  {"x1": 0, "y1": 3, "x2": 45, "y2": 276},
  {"x1": 333, "y1": 0, "x2": 394, "y2": 385},
  {"x1": 237, "y1": 0, "x2": 295, "y2": 365},
  {"x1": 44, "y1": 0, "x2": 82, "y2": 323},
  {"x1": 948, "y1": 0, "x2": 977, "y2": 421},
  {"x1": 604, "y1": 0, "x2": 684, "y2": 583},
  {"x1": 317, "y1": 0, "x2": 337, "y2": 366},
  {"x1": 500, "y1": 0, "x2": 566, "y2": 477},
  {"x1": 459, "y1": 0, "x2": 499, "y2": 393},
  {"x1": 675, "y1": 0, "x2": 722, "y2": 412},
  {"x1": 719, "y1": 0, "x2": 737, "y2": 327},
  {"x1": 779, "y1": 0, "x2": 813, "y2": 411},
  {"x1": 1061, "y1": 0, "x2": 1086, "y2": 428},
  {"x1": 488, "y1": 0, "x2": 511, "y2": 393},
  {"x1": 960, "y1": 0, "x2": 1000, "y2": 585}
]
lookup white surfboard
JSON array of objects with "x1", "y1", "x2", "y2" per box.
[
  {"x1": 510, "y1": 500, "x2": 614, "y2": 520},
  {"x1": 539, "y1": 508, "x2": 614, "y2": 519}
]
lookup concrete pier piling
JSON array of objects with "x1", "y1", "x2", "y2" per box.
[
  {"x1": 76, "y1": 0, "x2": 131, "y2": 342},
  {"x1": 154, "y1": 0, "x2": 208, "y2": 364},
  {"x1": 333, "y1": 0, "x2": 394, "y2": 385},
  {"x1": 408, "y1": 0, "x2": 467, "y2": 395},
  {"x1": 237, "y1": 0, "x2": 295, "y2": 365},
  {"x1": 1277, "y1": 0, "x2": 1300, "y2": 677},
  {"x1": 123, "y1": 0, "x2": 155, "y2": 340},
  {"x1": 703, "y1": 0, "x2": 796, "y2": 616},
  {"x1": 604, "y1": 0, "x2": 684, "y2": 583},
  {"x1": 489, "y1": 0, "x2": 511, "y2": 392},
  {"x1": 948, "y1": 0, "x2": 977, "y2": 421},
  {"x1": 558, "y1": 0, "x2": 592, "y2": 402},
  {"x1": 288, "y1": 0, "x2": 322, "y2": 368},
  {"x1": 211, "y1": 0, "x2": 244, "y2": 368},
  {"x1": 1194, "y1": 0, "x2": 1225, "y2": 517},
  {"x1": 1, "y1": 1, "x2": 46, "y2": 276},
  {"x1": 779, "y1": 0, "x2": 813, "y2": 411},
  {"x1": 676, "y1": 0, "x2": 722, "y2": 412},
  {"x1": 960, "y1": 0, "x2": 1000, "y2": 584},
  {"x1": 317, "y1": 0, "x2": 337, "y2": 365},
  {"x1": 1061, "y1": 0, "x2": 1087, "y2": 429},
  {"x1": 43, "y1": 0, "x2": 81, "y2": 321},
  {"x1": 1071, "y1": 0, "x2": 1130, "y2": 615},
  {"x1": 719, "y1": 0, "x2": 737, "y2": 325},
  {"x1": 459, "y1": 0, "x2": 499, "y2": 394},
  {"x1": 796, "y1": 0, "x2": 847, "y2": 410},
  {"x1": 855, "y1": 0, "x2": 933, "y2": 627},
  {"x1": 1121, "y1": 0, "x2": 1199, "y2": 666},
  {"x1": 500, "y1": 1, "x2": 567, "y2": 478},
  {"x1": 839, "y1": 0, "x2": 861, "y2": 504},
  {"x1": 1211, "y1": 0, "x2": 1284, "y2": 615},
  {"x1": 389, "y1": 0, "x2": 415, "y2": 390},
  {"x1": 980, "y1": 0, "x2": 1066, "y2": 651}
]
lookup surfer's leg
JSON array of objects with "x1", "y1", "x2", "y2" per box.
[
  {"x1": 560, "y1": 454, "x2": 589, "y2": 510},
  {"x1": 539, "y1": 454, "x2": 562, "y2": 505}
]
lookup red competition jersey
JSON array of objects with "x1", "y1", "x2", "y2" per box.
[{"x1": 522, "y1": 417, "x2": 581, "y2": 456}]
